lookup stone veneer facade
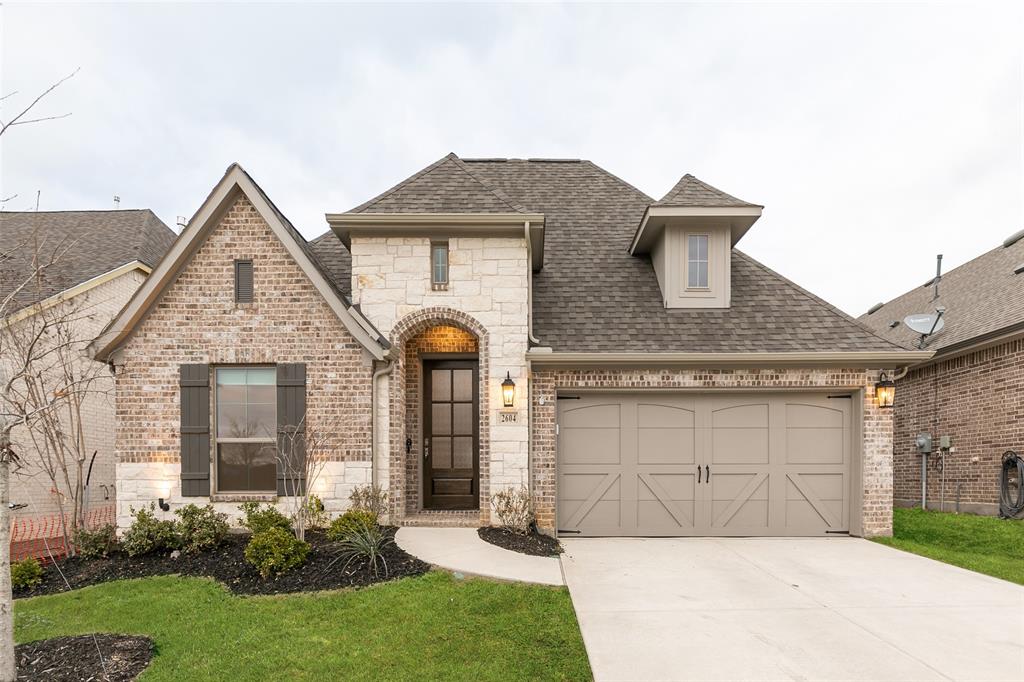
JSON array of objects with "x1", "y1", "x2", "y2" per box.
[
  {"x1": 113, "y1": 196, "x2": 374, "y2": 528},
  {"x1": 349, "y1": 236, "x2": 531, "y2": 524},
  {"x1": 893, "y1": 338, "x2": 1024, "y2": 516},
  {"x1": 529, "y1": 368, "x2": 894, "y2": 537}
]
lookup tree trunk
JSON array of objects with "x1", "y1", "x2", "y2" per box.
[{"x1": 0, "y1": 456, "x2": 16, "y2": 682}]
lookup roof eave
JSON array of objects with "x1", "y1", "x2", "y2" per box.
[
  {"x1": 630, "y1": 205, "x2": 763, "y2": 255},
  {"x1": 525, "y1": 350, "x2": 932, "y2": 369}
]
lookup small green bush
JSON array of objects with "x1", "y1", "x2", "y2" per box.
[
  {"x1": 74, "y1": 523, "x2": 119, "y2": 559},
  {"x1": 11, "y1": 557, "x2": 44, "y2": 590},
  {"x1": 238, "y1": 501, "x2": 292, "y2": 536},
  {"x1": 327, "y1": 509, "x2": 378, "y2": 542},
  {"x1": 299, "y1": 495, "x2": 330, "y2": 530},
  {"x1": 330, "y1": 522, "x2": 393, "y2": 577},
  {"x1": 122, "y1": 503, "x2": 180, "y2": 557},
  {"x1": 175, "y1": 504, "x2": 229, "y2": 553},
  {"x1": 349, "y1": 484, "x2": 388, "y2": 518},
  {"x1": 244, "y1": 527, "x2": 310, "y2": 578}
]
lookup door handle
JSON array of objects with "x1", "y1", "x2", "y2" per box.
[
  {"x1": 424, "y1": 437, "x2": 430, "y2": 460},
  {"x1": 705, "y1": 465, "x2": 710, "y2": 483},
  {"x1": 697, "y1": 465, "x2": 701, "y2": 484}
]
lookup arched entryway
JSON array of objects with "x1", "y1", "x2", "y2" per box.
[{"x1": 388, "y1": 308, "x2": 490, "y2": 524}]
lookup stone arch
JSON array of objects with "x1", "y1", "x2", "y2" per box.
[{"x1": 388, "y1": 307, "x2": 491, "y2": 524}]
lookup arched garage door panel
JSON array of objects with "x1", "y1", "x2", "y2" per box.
[{"x1": 556, "y1": 393, "x2": 852, "y2": 537}]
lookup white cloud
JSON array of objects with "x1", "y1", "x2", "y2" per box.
[{"x1": 2, "y1": 2, "x2": 1020, "y2": 315}]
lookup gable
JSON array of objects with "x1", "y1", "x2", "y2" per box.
[{"x1": 90, "y1": 164, "x2": 387, "y2": 361}]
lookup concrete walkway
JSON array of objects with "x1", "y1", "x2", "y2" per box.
[
  {"x1": 562, "y1": 537, "x2": 1024, "y2": 682},
  {"x1": 394, "y1": 527, "x2": 564, "y2": 585}
]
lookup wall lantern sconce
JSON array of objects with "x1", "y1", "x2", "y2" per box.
[
  {"x1": 158, "y1": 482, "x2": 171, "y2": 511},
  {"x1": 501, "y1": 372, "x2": 516, "y2": 408},
  {"x1": 158, "y1": 498, "x2": 171, "y2": 512},
  {"x1": 875, "y1": 372, "x2": 895, "y2": 408}
]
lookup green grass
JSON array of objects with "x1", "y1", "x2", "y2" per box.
[
  {"x1": 14, "y1": 572, "x2": 591, "y2": 681},
  {"x1": 873, "y1": 507, "x2": 1024, "y2": 585}
]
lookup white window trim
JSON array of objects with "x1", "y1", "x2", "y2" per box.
[
  {"x1": 685, "y1": 233, "x2": 711, "y2": 291},
  {"x1": 213, "y1": 365, "x2": 277, "y2": 494}
]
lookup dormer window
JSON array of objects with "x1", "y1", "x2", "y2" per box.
[
  {"x1": 431, "y1": 241, "x2": 449, "y2": 291},
  {"x1": 686, "y1": 235, "x2": 709, "y2": 289}
]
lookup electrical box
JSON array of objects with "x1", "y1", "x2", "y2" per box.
[
  {"x1": 915, "y1": 433, "x2": 933, "y2": 454},
  {"x1": 939, "y1": 435, "x2": 952, "y2": 449}
]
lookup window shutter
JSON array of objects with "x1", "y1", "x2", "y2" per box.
[
  {"x1": 235, "y1": 259, "x2": 253, "y2": 303},
  {"x1": 179, "y1": 364, "x2": 211, "y2": 497},
  {"x1": 276, "y1": 363, "x2": 307, "y2": 496}
]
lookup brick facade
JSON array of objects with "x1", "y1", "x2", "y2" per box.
[
  {"x1": 112, "y1": 196, "x2": 374, "y2": 527},
  {"x1": 893, "y1": 338, "x2": 1024, "y2": 516},
  {"x1": 530, "y1": 367, "x2": 894, "y2": 537}
]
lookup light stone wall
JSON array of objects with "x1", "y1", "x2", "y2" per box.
[{"x1": 350, "y1": 236, "x2": 531, "y2": 514}]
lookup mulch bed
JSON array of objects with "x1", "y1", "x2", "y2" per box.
[
  {"x1": 14, "y1": 527, "x2": 429, "y2": 599},
  {"x1": 478, "y1": 526, "x2": 562, "y2": 557},
  {"x1": 16, "y1": 634, "x2": 153, "y2": 681}
]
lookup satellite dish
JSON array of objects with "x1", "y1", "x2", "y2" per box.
[{"x1": 904, "y1": 313, "x2": 945, "y2": 335}]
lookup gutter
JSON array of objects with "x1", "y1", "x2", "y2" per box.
[
  {"x1": 913, "y1": 321, "x2": 1024, "y2": 367},
  {"x1": 525, "y1": 350, "x2": 934, "y2": 369}
]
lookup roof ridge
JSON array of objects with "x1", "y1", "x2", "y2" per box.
[
  {"x1": 873, "y1": 242, "x2": 1010, "y2": 311},
  {"x1": 656, "y1": 174, "x2": 760, "y2": 208},
  {"x1": 0, "y1": 208, "x2": 151, "y2": 215},
  {"x1": 733, "y1": 250, "x2": 910, "y2": 351},
  {"x1": 347, "y1": 153, "x2": 456, "y2": 213},
  {"x1": 446, "y1": 154, "x2": 528, "y2": 214},
  {"x1": 581, "y1": 160, "x2": 655, "y2": 203}
]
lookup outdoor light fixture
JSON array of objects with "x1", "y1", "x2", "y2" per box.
[
  {"x1": 158, "y1": 498, "x2": 170, "y2": 512},
  {"x1": 875, "y1": 372, "x2": 895, "y2": 408},
  {"x1": 158, "y1": 482, "x2": 171, "y2": 511},
  {"x1": 501, "y1": 372, "x2": 516, "y2": 408}
]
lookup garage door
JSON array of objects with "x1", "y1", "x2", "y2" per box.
[{"x1": 556, "y1": 393, "x2": 852, "y2": 537}]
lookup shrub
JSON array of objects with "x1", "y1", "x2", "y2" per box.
[
  {"x1": 349, "y1": 484, "x2": 388, "y2": 518},
  {"x1": 244, "y1": 527, "x2": 309, "y2": 578},
  {"x1": 238, "y1": 501, "x2": 292, "y2": 536},
  {"x1": 326, "y1": 509, "x2": 378, "y2": 542},
  {"x1": 491, "y1": 486, "x2": 533, "y2": 535},
  {"x1": 175, "y1": 504, "x2": 229, "y2": 553},
  {"x1": 11, "y1": 557, "x2": 44, "y2": 590},
  {"x1": 299, "y1": 494, "x2": 330, "y2": 530},
  {"x1": 329, "y1": 522, "x2": 393, "y2": 577},
  {"x1": 122, "y1": 503, "x2": 180, "y2": 557},
  {"x1": 74, "y1": 523, "x2": 119, "y2": 559}
]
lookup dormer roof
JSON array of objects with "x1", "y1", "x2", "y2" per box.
[{"x1": 654, "y1": 174, "x2": 762, "y2": 208}]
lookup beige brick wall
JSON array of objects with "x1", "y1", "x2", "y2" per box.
[
  {"x1": 893, "y1": 338, "x2": 1024, "y2": 516},
  {"x1": 7, "y1": 268, "x2": 145, "y2": 520},
  {"x1": 530, "y1": 367, "x2": 894, "y2": 537},
  {"x1": 113, "y1": 196, "x2": 374, "y2": 528}
]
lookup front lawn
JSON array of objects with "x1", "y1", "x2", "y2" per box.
[
  {"x1": 15, "y1": 572, "x2": 591, "y2": 681},
  {"x1": 873, "y1": 507, "x2": 1024, "y2": 585}
]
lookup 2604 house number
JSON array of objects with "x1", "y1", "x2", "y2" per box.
[{"x1": 499, "y1": 411, "x2": 518, "y2": 423}]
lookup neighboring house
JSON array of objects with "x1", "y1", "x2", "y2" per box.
[
  {"x1": 0, "y1": 210, "x2": 176, "y2": 523},
  {"x1": 91, "y1": 156, "x2": 926, "y2": 538},
  {"x1": 859, "y1": 230, "x2": 1024, "y2": 516}
]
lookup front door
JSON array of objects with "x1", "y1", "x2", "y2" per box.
[{"x1": 423, "y1": 359, "x2": 479, "y2": 509}]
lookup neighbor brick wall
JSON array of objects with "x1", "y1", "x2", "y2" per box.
[
  {"x1": 7, "y1": 268, "x2": 145, "y2": 520},
  {"x1": 113, "y1": 196, "x2": 374, "y2": 528},
  {"x1": 893, "y1": 338, "x2": 1024, "y2": 515},
  {"x1": 531, "y1": 367, "x2": 894, "y2": 537}
]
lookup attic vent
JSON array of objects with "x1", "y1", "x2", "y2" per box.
[
  {"x1": 889, "y1": 320, "x2": 901, "y2": 329},
  {"x1": 234, "y1": 259, "x2": 253, "y2": 303},
  {"x1": 1014, "y1": 263, "x2": 1024, "y2": 275},
  {"x1": 866, "y1": 302, "x2": 884, "y2": 315},
  {"x1": 1004, "y1": 229, "x2": 1024, "y2": 248}
]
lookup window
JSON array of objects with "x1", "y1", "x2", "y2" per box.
[
  {"x1": 215, "y1": 367, "x2": 276, "y2": 492},
  {"x1": 431, "y1": 241, "x2": 449, "y2": 290},
  {"x1": 686, "y1": 235, "x2": 709, "y2": 289},
  {"x1": 234, "y1": 259, "x2": 253, "y2": 303}
]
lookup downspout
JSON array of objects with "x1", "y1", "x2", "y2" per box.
[
  {"x1": 524, "y1": 221, "x2": 540, "y2": 345},
  {"x1": 370, "y1": 357, "x2": 394, "y2": 491},
  {"x1": 524, "y1": 222, "x2": 539, "y2": 505}
]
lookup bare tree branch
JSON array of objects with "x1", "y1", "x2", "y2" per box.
[{"x1": 0, "y1": 67, "x2": 79, "y2": 137}]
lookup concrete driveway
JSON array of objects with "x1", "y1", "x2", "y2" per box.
[{"x1": 560, "y1": 537, "x2": 1024, "y2": 681}]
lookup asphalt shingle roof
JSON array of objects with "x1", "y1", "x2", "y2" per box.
[
  {"x1": 654, "y1": 173, "x2": 760, "y2": 208},
  {"x1": 0, "y1": 209, "x2": 175, "y2": 313},
  {"x1": 858, "y1": 236, "x2": 1024, "y2": 354}
]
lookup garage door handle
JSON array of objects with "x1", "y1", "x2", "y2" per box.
[
  {"x1": 697, "y1": 465, "x2": 701, "y2": 483},
  {"x1": 705, "y1": 465, "x2": 710, "y2": 483}
]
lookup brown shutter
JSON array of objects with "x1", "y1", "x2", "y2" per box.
[
  {"x1": 179, "y1": 364, "x2": 211, "y2": 497},
  {"x1": 235, "y1": 259, "x2": 253, "y2": 303},
  {"x1": 276, "y1": 363, "x2": 306, "y2": 496}
]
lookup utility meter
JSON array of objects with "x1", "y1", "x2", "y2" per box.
[{"x1": 915, "y1": 433, "x2": 933, "y2": 454}]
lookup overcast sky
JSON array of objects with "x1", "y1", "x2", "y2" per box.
[{"x1": 2, "y1": 2, "x2": 1021, "y2": 316}]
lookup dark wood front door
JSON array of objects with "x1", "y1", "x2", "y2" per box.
[{"x1": 423, "y1": 359, "x2": 479, "y2": 510}]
